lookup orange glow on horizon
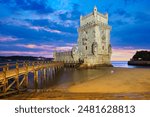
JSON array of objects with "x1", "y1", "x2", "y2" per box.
[{"x1": 111, "y1": 48, "x2": 150, "y2": 61}]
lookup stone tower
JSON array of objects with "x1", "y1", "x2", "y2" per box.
[
  {"x1": 77, "y1": 6, "x2": 112, "y2": 66},
  {"x1": 53, "y1": 6, "x2": 112, "y2": 67}
]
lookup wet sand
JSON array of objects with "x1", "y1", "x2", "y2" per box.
[
  {"x1": 69, "y1": 67, "x2": 150, "y2": 93},
  {"x1": 2, "y1": 67, "x2": 150, "y2": 100}
]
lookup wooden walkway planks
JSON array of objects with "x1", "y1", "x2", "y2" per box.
[{"x1": 0, "y1": 62, "x2": 63, "y2": 80}]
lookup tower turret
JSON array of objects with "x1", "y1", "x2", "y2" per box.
[{"x1": 93, "y1": 6, "x2": 97, "y2": 16}]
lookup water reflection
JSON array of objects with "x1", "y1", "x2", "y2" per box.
[{"x1": 27, "y1": 68, "x2": 111, "y2": 90}]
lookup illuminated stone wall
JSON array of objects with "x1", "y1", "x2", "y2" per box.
[{"x1": 54, "y1": 6, "x2": 112, "y2": 66}]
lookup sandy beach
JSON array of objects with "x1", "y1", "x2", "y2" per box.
[
  {"x1": 2, "y1": 67, "x2": 150, "y2": 100},
  {"x1": 69, "y1": 67, "x2": 150, "y2": 93}
]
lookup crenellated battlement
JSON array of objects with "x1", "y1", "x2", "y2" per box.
[
  {"x1": 78, "y1": 20, "x2": 111, "y2": 32},
  {"x1": 80, "y1": 6, "x2": 108, "y2": 27}
]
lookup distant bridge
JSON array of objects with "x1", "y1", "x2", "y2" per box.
[{"x1": 0, "y1": 61, "x2": 64, "y2": 97}]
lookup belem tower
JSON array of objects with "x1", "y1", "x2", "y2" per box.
[{"x1": 53, "y1": 6, "x2": 112, "y2": 67}]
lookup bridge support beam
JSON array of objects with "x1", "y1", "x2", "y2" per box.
[
  {"x1": 15, "y1": 63, "x2": 19, "y2": 91},
  {"x1": 2, "y1": 67, "x2": 7, "y2": 93},
  {"x1": 34, "y1": 70, "x2": 38, "y2": 90}
]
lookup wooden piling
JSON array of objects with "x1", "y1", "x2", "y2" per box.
[
  {"x1": 34, "y1": 70, "x2": 38, "y2": 89},
  {"x1": 43, "y1": 68, "x2": 46, "y2": 79},
  {"x1": 24, "y1": 62, "x2": 28, "y2": 88},
  {"x1": 6, "y1": 64, "x2": 9, "y2": 71},
  {"x1": 2, "y1": 67, "x2": 7, "y2": 93},
  {"x1": 47, "y1": 68, "x2": 50, "y2": 79},
  {"x1": 15, "y1": 62, "x2": 19, "y2": 91}
]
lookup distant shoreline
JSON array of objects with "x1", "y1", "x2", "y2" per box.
[
  {"x1": 128, "y1": 61, "x2": 150, "y2": 66},
  {"x1": 0, "y1": 56, "x2": 53, "y2": 63}
]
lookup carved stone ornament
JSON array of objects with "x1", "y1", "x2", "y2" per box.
[{"x1": 71, "y1": 46, "x2": 78, "y2": 58}]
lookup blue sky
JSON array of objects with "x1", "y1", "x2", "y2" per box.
[{"x1": 0, "y1": 0, "x2": 150, "y2": 60}]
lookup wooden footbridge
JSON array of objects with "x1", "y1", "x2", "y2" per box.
[{"x1": 0, "y1": 61, "x2": 64, "y2": 97}]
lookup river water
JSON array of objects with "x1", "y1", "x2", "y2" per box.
[
  {"x1": 34, "y1": 61, "x2": 150, "y2": 89},
  {"x1": 112, "y1": 61, "x2": 150, "y2": 68},
  {"x1": 29, "y1": 68, "x2": 109, "y2": 89}
]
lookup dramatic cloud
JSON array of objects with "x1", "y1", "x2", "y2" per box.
[
  {"x1": 0, "y1": 0, "x2": 54, "y2": 14},
  {"x1": 0, "y1": 35, "x2": 20, "y2": 42},
  {"x1": 0, "y1": 19, "x2": 71, "y2": 35},
  {"x1": 0, "y1": 0, "x2": 150, "y2": 61},
  {"x1": 0, "y1": 50, "x2": 53, "y2": 57},
  {"x1": 16, "y1": 43, "x2": 73, "y2": 51}
]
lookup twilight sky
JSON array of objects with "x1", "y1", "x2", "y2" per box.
[{"x1": 0, "y1": 0, "x2": 150, "y2": 61}]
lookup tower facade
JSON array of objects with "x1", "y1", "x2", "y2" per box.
[
  {"x1": 53, "y1": 6, "x2": 112, "y2": 67},
  {"x1": 77, "y1": 6, "x2": 112, "y2": 66}
]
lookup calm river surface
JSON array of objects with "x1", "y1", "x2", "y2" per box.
[
  {"x1": 112, "y1": 61, "x2": 150, "y2": 68},
  {"x1": 29, "y1": 68, "x2": 108, "y2": 89}
]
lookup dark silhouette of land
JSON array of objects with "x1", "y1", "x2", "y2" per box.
[
  {"x1": 0, "y1": 56, "x2": 53, "y2": 62},
  {"x1": 132, "y1": 51, "x2": 150, "y2": 61},
  {"x1": 128, "y1": 51, "x2": 150, "y2": 66}
]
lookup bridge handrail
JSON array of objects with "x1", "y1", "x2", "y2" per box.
[{"x1": 0, "y1": 61, "x2": 63, "y2": 71}]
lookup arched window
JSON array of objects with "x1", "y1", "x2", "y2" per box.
[
  {"x1": 85, "y1": 46, "x2": 87, "y2": 50},
  {"x1": 92, "y1": 42, "x2": 98, "y2": 55},
  {"x1": 102, "y1": 46, "x2": 105, "y2": 50}
]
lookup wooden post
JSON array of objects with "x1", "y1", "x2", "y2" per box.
[
  {"x1": 43, "y1": 68, "x2": 46, "y2": 79},
  {"x1": 55, "y1": 67, "x2": 57, "y2": 73},
  {"x1": 32, "y1": 62, "x2": 35, "y2": 71},
  {"x1": 52, "y1": 67, "x2": 55, "y2": 78},
  {"x1": 40, "y1": 69, "x2": 43, "y2": 80},
  {"x1": 40, "y1": 61, "x2": 43, "y2": 69},
  {"x1": 39, "y1": 69, "x2": 43, "y2": 87},
  {"x1": 34, "y1": 70, "x2": 38, "y2": 90},
  {"x1": 37, "y1": 61, "x2": 40, "y2": 69},
  {"x1": 32, "y1": 62, "x2": 38, "y2": 90},
  {"x1": 47, "y1": 68, "x2": 50, "y2": 79},
  {"x1": 42, "y1": 69, "x2": 46, "y2": 87},
  {"x1": 16, "y1": 62, "x2": 19, "y2": 91},
  {"x1": 24, "y1": 62, "x2": 28, "y2": 88},
  {"x1": 51, "y1": 67, "x2": 53, "y2": 78},
  {"x1": 6, "y1": 63, "x2": 9, "y2": 71},
  {"x1": 2, "y1": 67, "x2": 7, "y2": 93}
]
